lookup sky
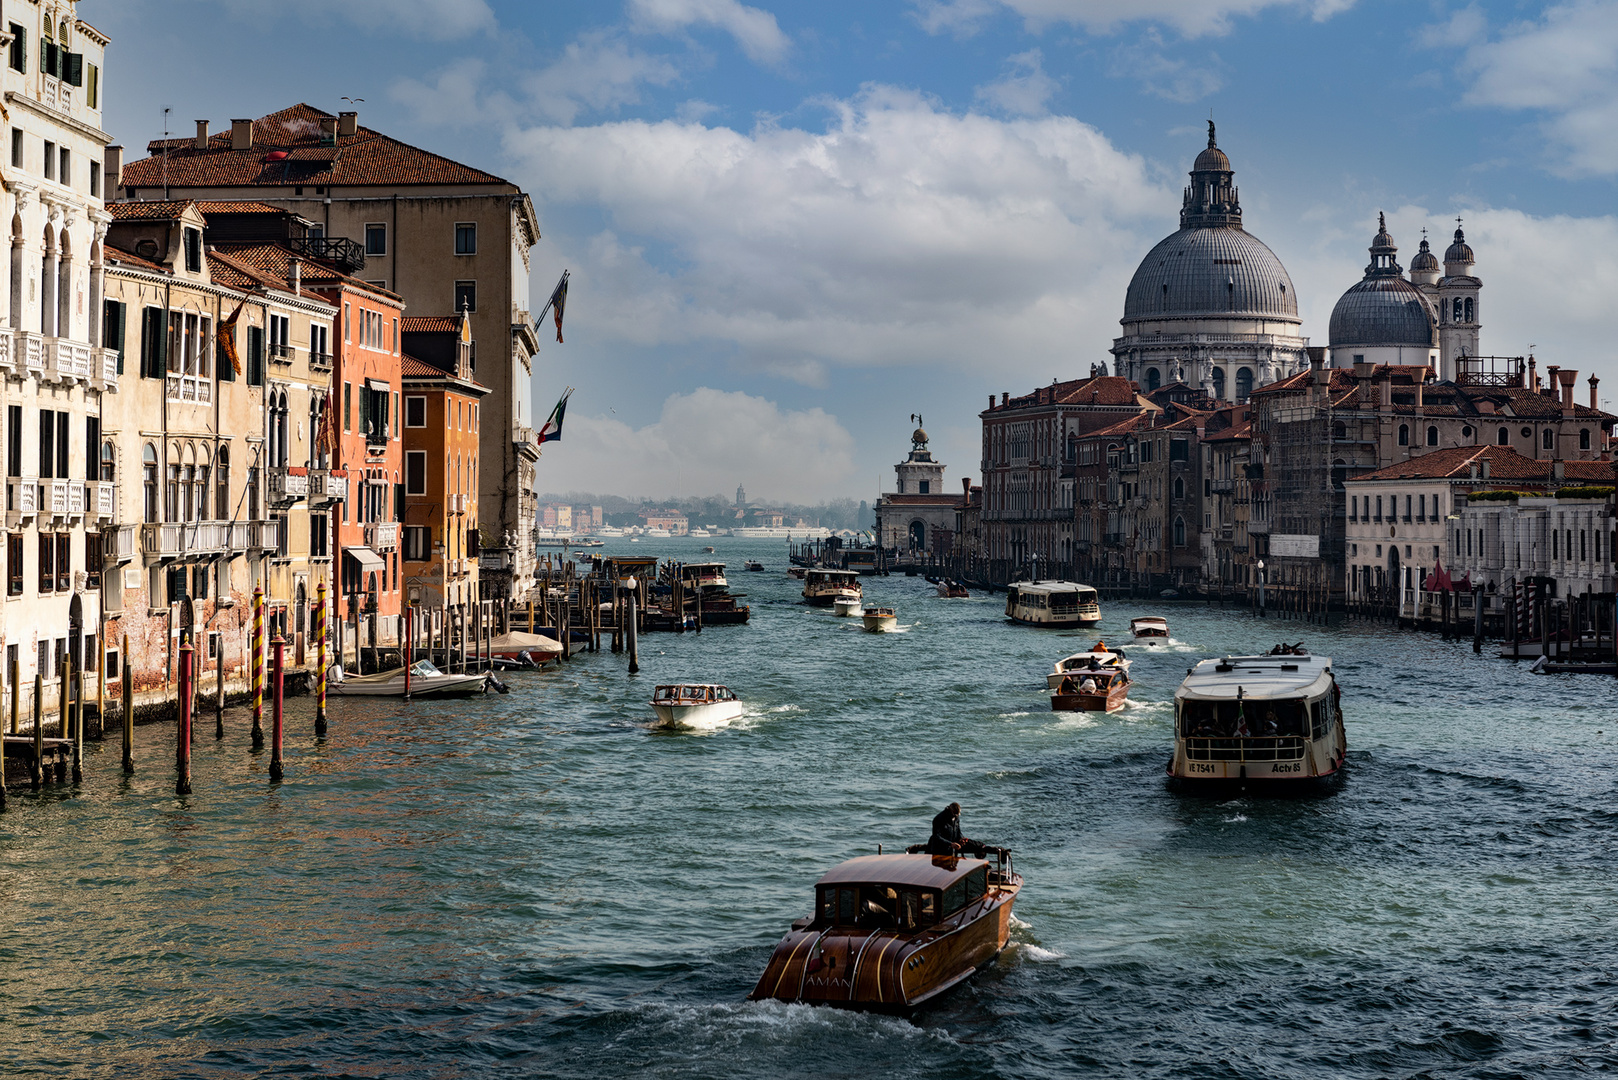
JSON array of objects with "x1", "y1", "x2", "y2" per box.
[{"x1": 87, "y1": 0, "x2": 1618, "y2": 506}]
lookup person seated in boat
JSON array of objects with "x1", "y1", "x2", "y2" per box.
[
  {"x1": 1079, "y1": 675, "x2": 1098, "y2": 694},
  {"x1": 1086, "y1": 655, "x2": 1102, "y2": 671},
  {"x1": 1259, "y1": 708, "x2": 1280, "y2": 737},
  {"x1": 926, "y1": 802, "x2": 990, "y2": 858},
  {"x1": 1058, "y1": 675, "x2": 1078, "y2": 695}
]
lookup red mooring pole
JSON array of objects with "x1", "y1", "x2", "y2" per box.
[
  {"x1": 176, "y1": 644, "x2": 194, "y2": 795},
  {"x1": 269, "y1": 636, "x2": 286, "y2": 783}
]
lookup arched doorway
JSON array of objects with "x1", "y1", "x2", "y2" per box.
[
  {"x1": 1235, "y1": 367, "x2": 1253, "y2": 401},
  {"x1": 68, "y1": 592, "x2": 83, "y2": 673},
  {"x1": 1145, "y1": 367, "x2": 1161, "y2": 391},
  {"x1": 908, "y1": 520, "x2": 926, "y2": 551}
]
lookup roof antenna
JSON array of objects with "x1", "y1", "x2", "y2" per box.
[{"x1": 162, "y1": 105, "x2": 171, "y2": 200}]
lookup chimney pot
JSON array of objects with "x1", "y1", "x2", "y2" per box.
[
  {"x1": 1590, "y1": 374, "x2": 1600, "y2": 411},
  {"x1": 319, "y1": 117, "x2": 338, "y2": 146},
  {"x1": 988, "y1": 395, "x2": 995, "y2": 410},
  {"x1": 230, "y1": 118, "x2": 253, "y2": 151},
  {"x1": 291, "y1": 258, "x2": 301, "y2": 296},
  {"x1": 1559, "y1": 369, "x2": 1577, "y2": 408},
  {"x1": 1481, "y1": 459, "x2": 1491, "y2": 479},
  {"x1": 194, "y1": 120, "x2": 209, "y2": 150},
  {"x1": 338, "y1": 111, "x2": 358, "y2": 137},
  {"x1": 1002, "y1": 392, "x2": 1009, "y2": 406}
]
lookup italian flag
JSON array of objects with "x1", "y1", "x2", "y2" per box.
[{"x1": 539, "y1": 388, "x2": 572, "y2": 446}]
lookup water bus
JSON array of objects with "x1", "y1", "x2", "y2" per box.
[
  {"x1": 1046, "y1": 642, "x2": 1132, "y2": 712},
  {"x1": 804, "y1": 568, "x2": 863, "y2": 607},
  {"x1": 679, "y1": 563, "x2": 751, "y2": 625},
  {"x1": 747, "y1": 850, "x2": 1021, "y2": 1012},
  {"x1": 679, "y1": 562, "x2": 729, "y2": 591},
  {"x1": 1130, "y1": 616, "x2": 1169, "y2": 641},
  {"x1": 1004, "y1": 581, "x2": 1102, "y2": 628},
  {"x1": 862, "y1": 607, "x2": 898, "y2": 633},
  {"x1": 650, "y1": 684, "x2": 744, "y2": 728},
  {"x1": 1169, "y1": 648, "x2": 1347, "y2": 784}
]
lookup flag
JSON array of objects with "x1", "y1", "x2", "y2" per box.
[
  {"x1": 218, "y1": 295, "x2": 247, "y2": 376},
  {"x1": 318, "y1": 387, "x2": 340, "y2": 457},
  {"x1": 540, "y1": 270, "x2": 569, "y2": 344},
  {"x1": 538, "y1": 388, "x2": 572, "y2": 448}
]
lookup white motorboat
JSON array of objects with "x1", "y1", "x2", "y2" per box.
[
  {"x1": 862, "y1": 607, "x2": 898, "y2": 632},
  {"x1": 1130, "y1": 616, "x2": 1170, "y2": 642},
  {"x1": 327, "y1": 659, "x2": 488, "y2": 697},
  {"x1": 650, "y1": 684, "x2": 744, "y2": 728},
  {"x1": 834, "y1": 596, "x2": 864, "y2": 617},
  {"x1": 487, "y1": 630, "x2": 564, "y2": 666}
]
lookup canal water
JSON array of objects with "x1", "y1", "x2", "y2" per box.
[{"x1": 2, "y1": 537, "x2": 1614, "y2": 1078}]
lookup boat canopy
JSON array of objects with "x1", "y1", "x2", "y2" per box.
[
  {"x1": 807, "y1": 569, "x2": 860, "y2": 580},
  {"x1": 1012, "y1": 580, "x2": 1098, "y2": 599},
  {"x1": 815, "y1": 853, "x2": 990, "y2": 891},
  {"x1": 1177, "y1": 654, "x2": 1333, "y2": 701}
]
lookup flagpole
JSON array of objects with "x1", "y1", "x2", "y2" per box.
[{"x1": 536, "y1": 269, "x2": 569, "y2": 325}]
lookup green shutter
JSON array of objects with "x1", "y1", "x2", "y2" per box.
[
  {"x1": 140, "y1": 307, "x2": 164, "y2": 379},
  {"x1": 42, "y1": 41, "x2": 57, "y2": 79},
  {"x1": 13, "y1": 27, "x2": 25, "y2": 73},
  {"x1": 64, "y1": 52, "x2": 81, "y2": 86},
  {"x1": 247, "y1": 326, "x2": 264, "y2": 386},
  {"x1": 217, "y1": 318, "x2": 235, "y2": 382}
]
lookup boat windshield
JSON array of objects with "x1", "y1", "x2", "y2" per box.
[
  {"x1": 410, "y1": 660, "x2": 443, "y2": 677},
  {"x1": 818, "y1": 885, "x2": 938, "y2": 930},
  {"x1": 1180, "y1": 697, "x2": 1308, "y2": 737}
]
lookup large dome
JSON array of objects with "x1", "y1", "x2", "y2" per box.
[
  {"x1": 1328, "y1": 215, "x2": 1438, "y2": 348},
  {"x1": 1123, "y1": 226, "x2": 1299, "y2": 321}
]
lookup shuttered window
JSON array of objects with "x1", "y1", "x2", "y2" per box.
[{"x1": 140, "y1": 306, "x2": 166, "y2": 379}]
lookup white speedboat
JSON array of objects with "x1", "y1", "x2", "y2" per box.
[
  {"x1": 487, "y1": 630, "x2": 564, "y2": 666},
  {"x1": 327, "y1": 659, "x2": 488, "y2": 697},
  {"x1": 650, "y1": 684, "x2": 744, "y2": 728},
  {"x1": 1130, "y1": 616, "x2": 1170, "y2": 643},
  {"x1": 834, "y1": 596, "x2": 864, "y2": 617},
  {"x1": 862, "y1": 607, "x2": 898, "y2": 632}
]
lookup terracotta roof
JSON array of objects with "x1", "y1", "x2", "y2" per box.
[
  {"x1": 212, "y1": 243, "x2": 403, "y2": 302},
  {"x1": 206, "y1": 249, "x2": 286, "y2": 293},
  {"x1": 987, "y1": 375, "x2": 1140, "y2": 415},
  {"x1": 106, "y1": 200, "x2": 195, "y2": 220},
  {"x1": 1081, "y1": 412, "x2": 1150, "y2": 441},
  {"x1": 402, "y1": 355, "x2": 445, "y2": 378},
  {"x1": 103, "y1": 244, "x2": 169, "y2": 274},
  {"x1": 1352, "y1": 444, "x2": 1615, "y2": 483},
  {"x1": 122, "y1": 104, "x2": 511, "y2": 190},
  {"x1": 193, "y1": 200, "x2": 294, "y2": 215},
  {"x1": 401, "y1": 316, "x2": 460, "y2": 333}
]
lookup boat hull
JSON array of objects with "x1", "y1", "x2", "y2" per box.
[
  {"x1": 862, "y1": 615, "x2": 898, "y2": 633},
  {"x1": 748, "y1": 881, "x2": 1019, "y2": 1012},
  {"x1": 831, "y1": 598, "x2": 864, "y2": 616},
  {"x1": 806, "y1": 590, "x2": 861, "y2": 607},
  {"x1": 650, "y1": 701, "x2": 746, "y2": 728},
  {"x1": 1051, "y1": 685, "x2": 1128, "y2": 712},
  {"x1": 328, "y1": 672, "x2": 488, "y2": 697}
]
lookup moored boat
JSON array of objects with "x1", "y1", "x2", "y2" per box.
[
  {"x1": 805, "y1": 568, "x2": 862, "y2": 607},
  {"x1": 1046, "y1": 642, "x2": 1132, "y2": 712},
  {"x1": 1169, "y1": 646, "x2": 1347, "y2": 784},
  {"x1": 327, "y1": 659, "x2": 488, "y2": 697},
  {"x1": 1130, "y1": 616, "x2": 1170, "y2": 642},
  {"x1": 747, "y1": 850, "x2": 1021, "y2": 1011},
  {"x1": 862, "y1": 607, "x2": 898, "y2": 633},
  {"x1": 487, "y1": 630, "x2": 564, "y2": 667},
  {"x1": 787, "y1": 566, "x2": 807, "y2": 579},
  {"x1": 1004, "y1": 581, "x2": 1102, "y2": 628},
  {"x1": 649, "y1": 683, "x2": 744, "y2": 728}
]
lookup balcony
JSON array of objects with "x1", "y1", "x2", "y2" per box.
[
  {"x1": 285, "y1": 235, "x2": 365, "y2": 274},
  {"x1": 309, "y1": 469, "x2": 348, "y2": 504},
  {"x1": 5, "y1": 476, "x2": 38, "y2": 525},
  {"x1": 478, "y1": 549, "x2": 513, "y2": 572},
  {"x1": 245, "y1": 520, "x2": 280, "y2": 553},
  {"x1": 365, "y1": 422, "x2": 391, "y2": 451},
  {"x1": 44, "y1": 338, "x2": 93, "y2": 384},
  {"x1": 89, "y1": 480, "x2": 115, "y2": 522},
  {"x1": 1210, "y1": 479, "x2": 1235, "y2": 494},
  {"x1": 449, "y1": 492, "x2": 466, "y2": 515},
  {"x1": 310, "y1": 351, "x2": 334, "y2": 372},
  {"x1": 17, "y1": 331, "x2": 42, "y2": 376},
  {"x1": 268, "y1": 466, "x2": 308, "y2": 506},
  {"x1": 0, "y1": 330, "x2": 12, "y2": 375},
  {"x1": 94, "y1": 347, "x2": 121, "y2": 391},
  {"x1": 41, "y1": 478, "x2": 85, "y2": 522},
  {"x1": 513, "y1": 425, "x2": 539, "y2": 462},
  {"x1": 104, "y1": 523, "x2": 138, "y2": 564},
  {"x1": 366, "y1": 521, "x2": 399, "y2": 551},
  {"x1": 141, "y1": 521, "x2": 230, "y2": 562},
  {"x1": 166, "y1": 372, "x2": 213, "y2": 404},
  {"x1": 268, "y1": 343, "x2": 294, "y2": 366}
]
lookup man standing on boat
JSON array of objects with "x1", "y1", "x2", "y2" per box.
[{"x1": 927, "y1": 802, "x2": 992, "y2": 858}]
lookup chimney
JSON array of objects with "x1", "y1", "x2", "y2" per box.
[
  {"x1": 988, "y1": 395, "x2": 995, "y2": 410},
  {"x1": 1528, "y1": 355, "x2": 1537, "y2": 391},
  {"x1": 1481, "y1": 458, "x2": 1491, "y2": 480},
  {"x1": 1380, "y1": 369, "x2": 1392, "y2": 415},
  {"x1": 231, "y1": 118, "x2": 253, "y2": 150},
  {"x1": 1591, "y1": 374, "x2": 1600, "y2": 410},
  {"x1": 1415, "y1": 377, "x2": 1424, "y2": 412},
  {"x1": 1558, "y1": 368, "x2": 1577, "y2": 408},
  {"x1": 338, "y1": 111, "x2": 358, "y2": 137},
  {"x1": 1002, "y1": 392, "x2": 1009, "y2": 407},
  {"x1": 319, "y1": 117, "x2": 338, "y2": 146},
  {"x1": 1553, "y1": 460, "x2": 1565, "y2": 481},
  {"x1": 962, "y1": 477, "x2": 971, "y2": 496},
  {"x1": 104, "y1": 145, "x2": 123, "y2": 192},
  {"x1": 194, "y1": 120, "x2": 209, "y2": 150},
  {"x1": 1545, "y1": 363, "x2": 1560, "y2": 399},
  {"x1": 290, "y1": 258, "x2": 301, "y2": 296}
]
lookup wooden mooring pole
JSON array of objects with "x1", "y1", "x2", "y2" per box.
[
  {"x1": 176, "y1": 644, "x2": 193, "y2": 796},
  {"x1": 251, "y1": 587, "x2": 265, "y2": 749},
  {"x1": 122, "y1": 634, "x2": 134, "y2": 775},
  {"x1": 269, "y1": 636, "x2": 285, "y2": 783},
  {"x1": 31, "y1": 672, "x2": 42, "y2": 790},
  {"x1": 316, "y1": 582, "x2": 328, "y2": 737}
]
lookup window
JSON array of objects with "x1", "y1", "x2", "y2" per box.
[
  {"x1": 267, "y1": 313, "x2": 290, "y2": 359},
  {"x1": 1497, "y1": 427, "x2": 1509, "y2": 446},
  {"x1": 85, "y1": 532, "x2": 102, "y2": 590},
  {"x1": 393, "y1": 392, "x2": 400, "y2": 438},
  {"x1": 406, "y1": 395, "x2": 426, "y2": 428},
  {"x1": 454, "y1": 280, "x2": 476, "y2": 313},
  {"x1": 310, "y1": 323, "x2": 329, "y2": 364},
  {"x1": 1403, "y1": 495, "x2": 1412, "y2": 523},
  {"x1": 1580, "y1": 429, "x2": 1591, "y2": 451},
  {"x1": 1375, "y1": 496, "x2": 1383, "y2": 522},
  {"x1": 364, "y1": 223, "x2": 386, "y2": 256},
  {"x1": 58, "y1": 146, "x2": 69, "y2": 187},
  {"x1": 1173, "y1": 516, "x2": 1186, "y2": 546},
  {"x1": 41, "y1": 27, "x2": 57, "y2": 79},
  {"x1": 1397, "y1": 424, "x2": 1409, "y2": 447},
  {"x1": 7, "y1": 24, "x2": 24, "y2": 73},
  {"x1": 344, "y1": 303, "x2": 351, "y2": 343},
  {"x1": 343, "y1": 383, "x2": 352, "y2": 431},
  {"x1": 142, "y1": 445, "x2": 158, "y2": 523},
  {"x1": 5, "y1": 531, "x2": 21, "y2": 594},
  {"x1": 1426, "y1": 425, "x2": 1438, "y2": 447},
  {"x1": 216, "y1": 447, "x2": 230, "y2": 520},
  {"x1": 246, "y1": 325, "x2": 264, "y2": 385},
  {"x1": 310, "y1": 511, "x2": 329, "y2": 558},
  {"x1": 184, "y1": 227, "x2": 201, "y2": 273},
  {"x1": 9, "y1": 128, "x2": 19, "y2": 169},
  {"x1": 86, "y1": 63, "x2": 98, "y2": 109},
  {"x1": 37, "y1": 533, "x2": 53, "y2": 593},
  {"x1": 454, "y1": 222, "x2": 476, "y2": 255},
  {"x1": 1543, "y1": 428, "x2": 1554, "y2": 450},
  {"x1": 404, "y1": 525, "x2": 431, "y2": 561},
  {"x1": 90, "y1": 160, "x2": 100, "y2": 198},
  {"x1": 247, "y1": 466, "x2": 260, "y2": 520},
  {"x1": 100, "y1": 440, "x2": 114, "y2": 483},
  {"x1": 405, "y1": 451, "x2": 426, "y2": 495},
  {"x1": 42, "y1": 140, "x2": 53, "y2": 180}
]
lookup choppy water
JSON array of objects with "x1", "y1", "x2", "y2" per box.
[{"x1": 2, "y1": 537, "x2": 1616, "y2": 1078}]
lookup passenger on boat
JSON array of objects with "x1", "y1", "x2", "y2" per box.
[
  {"x1": 1079, "y1": 676, "x2": 1098, "y2": 694},
  {"x1": 927, "y1": 802, "x2": 991, "y2": 858},
  {"x1": 1059, "y1": 676, "x2": 1078, "y2": 695}
]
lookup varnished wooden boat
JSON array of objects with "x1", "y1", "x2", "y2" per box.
[
  {"x1": 862, "y1": 607, "x2": 897, "y2": 632},
  {"x1": 1049, "y1": 666, "x2": 1130, "y2": 712},
  {"x1": 748, "y1": 851, "x2": 1021, "y2": 1012}
]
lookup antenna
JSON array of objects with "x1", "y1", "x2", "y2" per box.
[{"x1": 162, "y1": 105, "x2": 171, "y2": 200}]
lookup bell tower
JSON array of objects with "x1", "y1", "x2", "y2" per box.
[{"x1": 1436, "y1": 220, "x2": 1481, "y2": 381}]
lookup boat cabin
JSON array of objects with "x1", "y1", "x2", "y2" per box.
[
  {"x1": 811, "y1": 854, "x2": 992, "y2": 933},
  {"x1": 1005, "y1": 581, "x2": 1101, "y2": 627},
  {"x1": 1131, "y1": 617, "x2": 1170, "y2": 638},
  {"x1": 679, "y1": 563, "x2": 729, "y2": 590},
  {"x1": 652, "y1": 684, "x2": 737, "y2": 705}
]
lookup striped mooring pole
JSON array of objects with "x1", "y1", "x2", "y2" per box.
[
  {"x1": 315, "y1": 581, "x2": 328, "y2": 737},
  {"x1": 251, "y1": 587, "x2": 265, "y2": 750}
]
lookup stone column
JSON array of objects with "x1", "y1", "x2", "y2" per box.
[{"x1": 88, "y1": 218, "x2": 108, "y2": 347}]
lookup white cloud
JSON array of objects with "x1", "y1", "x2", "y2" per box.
[
  {"x1": 975, "y1": 49, "x2": 1062, "y2": 115},
  {"x1": 505, "y1": 86, "x2": 1171, "y2": 386},
  {"x1": 1445, "y1": 0, "x2": 1618, "y2": 175},
  {"x1": 1109, "y1": 32, "x2": 1225, "y2": 101},
  {"x1": 628, "y1": 0, "x2": 791, "y2": 64},
  {"x1": 521, "y1": 31, "x2": 682, "y2": 125},
  {"x1": 541, "y1": 389, "x2": 858, "y2": 502},
  {"x1": 912, "y1": 0, "x2": 1355, "y2": 38}
]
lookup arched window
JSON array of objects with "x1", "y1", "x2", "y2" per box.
[
  {"x1": 1173, "y1": 476, "x2": 1184, "y2": 500},
  {"x1": 1427, "y1": 425, "x2": 1438, "y2": 447},
  {"x1": 1211, "y1": 367, "x2": 1226, "y2": 400},
  {"x1": 1173, "y1": 517, "x2": 1186, "y2": 547},
  {"x1": 1453, "y1": 298, "x2": 1463, "y2": 323},
  {"x1": 1542, "y1": 428, "x2": 1553, "y2": 450},
  {"x1": 100, "y1": 440, "x2": 115, "y2": 482},
  {"x1": 1497, "y1": 427, "x2": 1509, "y2": 446},
  {"x1": 1145, "y1": 367, "x2": 1161, "y2": 391},
  {"x1": 1332, "y1": 458, "x2": 1347, "y2": 490},
  {"x1": 1235, "y1": 367, "x2": 1254, "y2": 402},
  {"x1": 1580, "y1": 428, "x2": 1591, "y2": 451},
  {"x1": 216, "y1": 447, "x2": 231, "y2": 520},
  {"x1": 1464, "y1": 298, "x2": 1473, "y2": 322},
  {"x1": 1398, "y1": 424, "x2": 1409, "y2": 446},
  {"x1": 143, "y1": 444, "x2": 158, "y2": 523},
  {"x1": 1333, "y1": 421, "x2": 1346, "y2": 440},
  {"x1": 196, "y1": 453, "x2": 210, "y2": 521}
]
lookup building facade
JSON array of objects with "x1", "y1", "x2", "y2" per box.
[{"x1": 873, "y1": 424, "x2": 957, "y2": 555}]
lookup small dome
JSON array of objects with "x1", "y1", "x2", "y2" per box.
[
  {"x1": 1192, "y1": 119, "x2": 1230, "y2": 172},
  {"x1": 1329, "y1": 277, "x2": 1437, "y2": 348},
  {"x1": 1445, "y1": 225, "x2": 1474, "y2": 264},
  {"x1": 1410, "y1": 237, "x2": 1440, "y2": 274},
  {"x1": 912, "y1": 427, "x2": 929, "y2": 445}
]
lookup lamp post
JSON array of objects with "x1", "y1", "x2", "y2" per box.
[{"x1": 1256, "y1": 558, "x2": 1266, "y2": 616}]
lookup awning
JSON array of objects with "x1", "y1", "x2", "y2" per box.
[
  {"x1": 344, "y1": 545, "x2": 386, "y2": 573},
  {"x1": 366, "y1": 378, "x2": 390, "y2": 392}
]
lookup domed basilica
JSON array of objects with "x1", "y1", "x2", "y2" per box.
[{"x1": 1111, "y1": 122, "x2": 1309, "y2": 402}]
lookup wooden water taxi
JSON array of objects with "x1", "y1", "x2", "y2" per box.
[
  {"x1": 1130, "y1": 616, "x2": 1169, "y2": 641},
  {"x1": 805, "y1": 568, "x2": 862, "y2": 607},
  {"x1": 862, "y1": 607, "x2": 898, "y2": 633},
  {"x1": 1004, "y1": 581, "x2": 1101, "y2": 628},
  {"x1": 327, "y1": 659, "x2": 488, "y2": 698},
  {"x1": 927, "y1": 576, "x2": 970, "y2": 598},
  {"x1": 745, "y1": 561, "x2": 766, "y2": 572},
  {"x1": 1046, "y1": 642, "x2": 1132, "y2": 712},
  {"x1": 1169, "y1": 647, "x2": 1347, "y2": 784},
  {"x1": 748, "y1": 850, "x2": 1021, "y2": 1012},
  {"x1": 787, "y1": 566, "x2": 806, "y2": 579},
  {"x1": 650, "y1": 684, "x2": 744, "y2": 728}
]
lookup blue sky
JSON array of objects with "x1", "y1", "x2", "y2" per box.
[{"x1": 89, "y1": 0, "x2": 1618, "y2": 503}]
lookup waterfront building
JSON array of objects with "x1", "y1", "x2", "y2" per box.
[
  {"x1": 1111, "y1": 124, "x2": 1308, "y2": 402},
  {"x1": 99, "y1": 201, "x2": 340, "y2": 693},
  {"x1": 639, "y1": 509, "x2": 688, "y2": 535},
  {"x1": 116, "y1": 104, "x2": 545, "y2": 604},
  {"x1": 872, "y1": 423, "x2": 956, "y2": 555},
  {"x1": 400, "y1": 315, "x2": 485, "y2": 616},
  {"x1": 1197, "y1": 405, "x2": 1254, "y2": 588},
  {"x1": 0, "y1": 4, "x2": 115, "y2": 714}
]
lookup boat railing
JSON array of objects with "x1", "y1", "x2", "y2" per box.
[{"x1": 1183, "y1": 736, "x2": 1307, "y2": 762}]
